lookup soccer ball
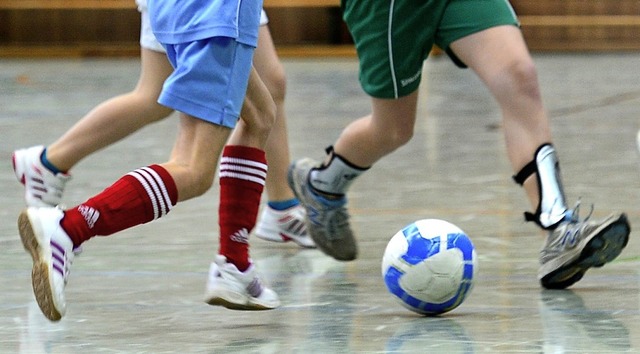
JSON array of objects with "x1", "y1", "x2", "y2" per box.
[{"x1": 381, "y1": 219, "x2": 477, "y2": 315}]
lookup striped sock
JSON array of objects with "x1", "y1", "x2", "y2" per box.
[
  {"x1": 218, "y1": 145, "x2": 267, "y2": 272},
  {"x1": 61, "y1": 164, "x2": 178, "y2": 247}
]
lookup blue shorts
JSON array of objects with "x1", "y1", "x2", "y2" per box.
[
  {"x1": 137, "y1": 0, "x2": 269, "y2": 53},
  {"x1": 159, "y1": 37, "x2": 254, "y2": 128}
]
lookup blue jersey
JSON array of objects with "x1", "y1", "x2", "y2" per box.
[{"x1": 148, "y1": 0, "x2": 262, "y2": 47}]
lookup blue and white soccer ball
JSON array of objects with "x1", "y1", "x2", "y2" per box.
[{"x1": 382, "y1": 219, "x2": 477, "y2": 316}]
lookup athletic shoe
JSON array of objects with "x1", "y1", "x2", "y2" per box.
[
  {"x1": 18, "y1": 207, "x2": 75, "y2": 321},
  {"x1": 12, "y1": 145, "x2": 71, "y2": 207},
  {"x1": 287, "y1": 158, "x2": 357, "y2": 261},
  {"x1": 538, "y1": 205, "x2": 630, "y2": 289},
  {"x1": 204, "y1": 255, "x2": 280, "y2": 310},
  {"x1": 254, "y1": 205, "x2": 316, "y2": 248}
]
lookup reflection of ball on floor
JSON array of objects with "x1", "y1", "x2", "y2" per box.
[{"x1": 382, "y1": 219, "x2": 477, "y2": 315}]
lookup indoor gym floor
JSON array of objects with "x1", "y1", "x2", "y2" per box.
[{"x1": 1, "y1": 52, "x2": 640, "y2": 353}]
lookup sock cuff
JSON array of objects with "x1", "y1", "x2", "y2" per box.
[
  {"x1": 222, "y1": 145, "x2": 267, "y2": 163},
  {"x1": 148, "y1": 164, "x2": 179, "y2": 205},
  {"x1": 220, "y1": 145, "x2": 267, "y2": 189},
  {"x1": 40, "y1": 148, "x2": 65, "y2": 175},
  {"x1": 267, "y1": 198, "x2": 299, "y2": 211},
  {"x1": 124, "y1": 165, "x2": 178, "y2": 220}
]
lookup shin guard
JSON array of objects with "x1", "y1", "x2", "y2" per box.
[
  {"x1": 513, "y1": 144, "x2": 568, "y2": 229},
  {"x1": 309, "y1": 146, "x2": 369, "y2": 196}
]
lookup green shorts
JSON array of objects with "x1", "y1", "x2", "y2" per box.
[{"x1": 342, "y1": 0, "x2": 519, "y2": 99}]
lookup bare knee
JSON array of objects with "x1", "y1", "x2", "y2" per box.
[
  {"x1": 500, "y1": 59, "x2": 542, "y2": 102},
  {"x1": 180, "y1": 167, "x2": 216, "y2": 200},
  {"x1": 259, "y1": 97, "x2": 277, "y2": 133},
  {"x1": 366, "y1": 121, "x2": 414, "y2": 155},
  {"x1": 241, "y1": 91, "x2": 277, "y2": 139},
  {"x1": 368, "y1": 95, "x2": 419, "y2": 155},
  {"x1": 190, "y1": 171, "x2": 215, "y2": 197},
  {"x1": 264, "y1": 69, "x2": 287, "y2": 104},
  {"x1": 383, "y1": 126, "x2": 414, "y2": 150}
]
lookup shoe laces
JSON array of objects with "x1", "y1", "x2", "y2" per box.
[
  {"x1": 309, "y1": 190, "x2": 351, "y2": 238},
  {"x1": 325, "y1": 206, "x2": 351, "y2": 241},
  {"x1": 563, "y1": 199, "x2": 594, "y2": 225},
  {"x1": 550, "y1": 199, "x2": 596, "y2": 247}
]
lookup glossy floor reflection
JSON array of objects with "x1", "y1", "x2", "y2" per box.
[{"x1": 1, "y1": 53, "x2": 640, "y2": 353}]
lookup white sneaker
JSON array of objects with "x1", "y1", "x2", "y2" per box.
[
  {"x1": 12, "y1": 145, "x2": 71, "y2": 207},
  {"x1": 254, "y1": 205, "x2": 316, "y2": 248},
  {"x1": 204, "y1": 255, "x2": 280, "y2": 310},
  {"x1": 18, "y1": 207, "x2": 75, "y2": 321}
]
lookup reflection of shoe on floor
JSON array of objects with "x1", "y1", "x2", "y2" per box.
[
  {"x1": 540, "y1": 289, "x2": 631, "y2": 351},
  {"x1": 204, "y1": 255, "x2": 280, "y2": 310},
  {"x1": 18, "y1": 207, "x2": 74, "y2": 322},
  {"x1": 254, "y1": 205, "x2": 316, "y2": 248},
  {"x1": 219, "y1": 338, "x2": 281, "y2": 354},
  {"x1": 252, "y1": 251, "x2": 338, "y2": 307},
  {"x1": 256, "y1": 249, "x2": 338, "y2": 282},
  {"x1": 13, "y1": 145, "x2": 71, "y2": 207},
  {"x1": 19, "y1": 301, "x2": 64, "y2": 353},
  {"x1": 288, "y1": 158, "x2": 357, "y2": 261},
  {"x1": 539, "y1": 206, "x2": 630, "y2": 289}
]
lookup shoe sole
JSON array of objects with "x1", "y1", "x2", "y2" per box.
[
  {"x1": 205, "y1": 289, "x2": 280, "y2": 311},
  {"x1": 18, "y1": 210, "x2": 63, "y2": 321},
  {"x1": 287, "y1": 161, "x2": 357, "y2": 261},
  {"x1": 205, "y1": 294, "x2": 277, "y2": 311},
  {"x1": 541, "y1": 214, "x2": 630, "y2": 289}
]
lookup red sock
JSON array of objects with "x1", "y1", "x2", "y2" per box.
[
  {"x1": 61, "y1": 165, "x2": 178, "y2": 247},
  {"x1": 218, "y1": 145, "x2": 267, "y2": 272}
]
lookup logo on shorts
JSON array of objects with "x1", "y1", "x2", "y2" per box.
[{"x1": 400, "y1": 69, "x2": 422, "y2": 87}]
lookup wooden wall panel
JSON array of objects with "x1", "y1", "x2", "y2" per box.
[
  {"x1": 0, "y1": 8, "x2": 140, "y2": 56},
  {"x1": 512, "y1": 0, "x2": 640, "y2": 51},
  {"x1": 0, "y1": 1, "x2": 638, "y2": 57},
  {"x1": 266, "y1": 7, "x2": 350, "y2": 45},
  {"x1": 513, "y1": 0, "x2": 640, "y2": 15},
  {"x1": 0, "y1": 9, "x2": 139, "y2": 44}
]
